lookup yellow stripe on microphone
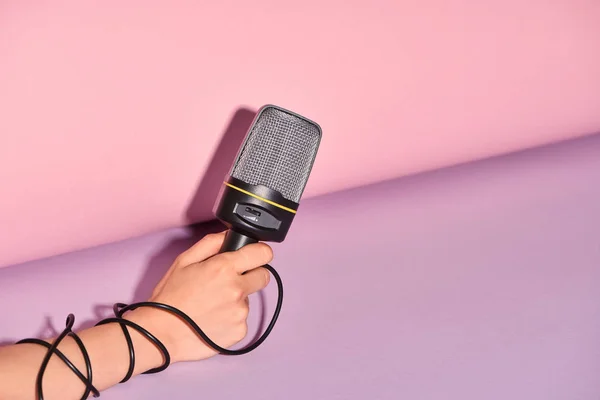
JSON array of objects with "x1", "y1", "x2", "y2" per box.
[{"x1": 223, "y1": 182, "x2": 297, "y2": 214}]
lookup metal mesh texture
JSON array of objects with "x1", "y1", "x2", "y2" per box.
[{"x1": 231, "y1": 107, "x2": 321, "y2": 203}]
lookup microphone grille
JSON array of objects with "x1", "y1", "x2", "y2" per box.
[{"x1": 231, "y1": 106, "x2": 321, "y2": 203}]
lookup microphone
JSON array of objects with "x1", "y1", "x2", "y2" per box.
[{"x1": 214, "y1": 105, "x2": 322, "y2": 252}]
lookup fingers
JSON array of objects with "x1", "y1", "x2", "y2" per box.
[
  {"x1": 222, "y1": 242, "x2": 273, "y2": 274},
  {"x1": 241, "y1": 267, "x2": 271, "y2": 295},
  {"x1": 175, "y1": 231, "x2": 227, "y2": 267},
  {"x1": 151, "y1": 231, "x2": 226, "y2": 297}
]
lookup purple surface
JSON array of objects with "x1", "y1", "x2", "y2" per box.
[{"x1": 1, "y1": 133, "x2": 600, "y2": 399}]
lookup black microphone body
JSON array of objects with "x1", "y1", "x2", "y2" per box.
[
  {"x1": 220, "y1": 230, "x2": 258, "y2": 252},
  {"x1": 213, "y1": 105, "x2": 322, "y2": 253},
  {"x1": 216, "y1": 176, "x2": 298, "y2": 252}
]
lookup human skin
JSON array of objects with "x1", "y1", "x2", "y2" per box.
[{"x1": 0, "y1": 231, "x2": 273, "y2": 399}]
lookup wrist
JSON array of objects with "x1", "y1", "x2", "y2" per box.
[{"x1": 123, "y1": 307, "x2": 182, "y2": 366}]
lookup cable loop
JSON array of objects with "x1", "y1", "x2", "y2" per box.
[{"x1": 16, "y1": 264, "x2": 283, "y2": 400}]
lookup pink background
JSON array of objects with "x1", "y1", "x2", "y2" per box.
[{"x1": 2, "y1": 0, "x2": 600, "y2": 267}]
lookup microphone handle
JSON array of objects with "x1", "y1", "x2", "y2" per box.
[{"x1": 220, "y1": 229, "x2": 258, "y2": 252}]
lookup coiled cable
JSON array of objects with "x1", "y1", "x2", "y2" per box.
[{"x1": 17, "y1": 264, "x2": 283, "y2": 400}]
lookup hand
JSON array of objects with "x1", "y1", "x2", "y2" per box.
[
  {"x1": 0, "y1": 231, "x2": 273, "y2": 400},
  {"x1": 127, "y1": 231, "x2": 273, "y2": 363}
]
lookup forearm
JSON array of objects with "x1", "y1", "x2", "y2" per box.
[
  {"x1": 0, "y1": 235, "x2": 273, "y2": 399},
  {"x1": 0, "y1": 308, "x2": 171, "y2": 400}
]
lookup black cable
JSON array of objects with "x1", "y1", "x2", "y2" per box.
[
  {"x1": 110, "y1": 302, "x2": 136, "y2": 383},
  {"x1": 17, "y1": 315, "x2": 100, "y2": 400},
  {"x1": 116, "y1": 264, "x2": 283, "y2": 356},
  {"x1": 95, "y1": 318, "x2": 172, "y2": 374},
  {"x1": 18, "y1": 321, "x2": 100, "y2": 399},
  {"x1": 16, "y1": 264, "x2": 282, "y2": 399}
]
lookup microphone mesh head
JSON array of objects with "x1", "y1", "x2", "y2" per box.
[{"x1": 231, "y1": 106, "x2": 321, "y2": 203}]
